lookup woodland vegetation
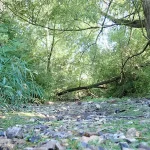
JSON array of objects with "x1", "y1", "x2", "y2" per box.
[{"x1": 1, "y1": 0, "x2": 150, "y2": 104}]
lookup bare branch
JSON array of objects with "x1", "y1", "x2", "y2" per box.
[
  {"x1": 95, "y1": 0, "x2": 113, "y2": 43},
  {"x1": 121, "y1": 40, "x2": 150, "y2": 72}
]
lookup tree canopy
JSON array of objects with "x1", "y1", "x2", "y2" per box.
[{"x1": 0, "y1": 0, "x2": 150, "y2": 103}]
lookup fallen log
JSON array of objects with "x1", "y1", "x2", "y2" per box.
[
  {"x1": 57, "y1": 41, "x2": 150, "y2": 96},
  {"x1": 57, "y1": 76, "x2": 121, "y2": 96}
]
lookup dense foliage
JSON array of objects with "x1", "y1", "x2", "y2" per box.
[
  {"x1": 0, "y1": 0, "x2": 150, "y2": 103},
  {"x1": 0, "y1": 12, "x2": 43, "y2": 104}
]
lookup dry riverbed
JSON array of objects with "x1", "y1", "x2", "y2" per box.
[{"x1": 0, "y1": 98, "x2": 150, "y2": 150}]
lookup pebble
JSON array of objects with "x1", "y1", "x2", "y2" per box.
[
  {"x1": 28, "y1": 135, "x2": 41, "y2": 143},
  {"x1": 126, "y1": 128, "x2": 140, "y2": 138},
  {"x1": 0, "y1": 131, "x2": 5, "y2": 137},
  {"x1": 1, "y1": 100, "x2": 150, "y2": 149},
  {"x1": 6, "y1": 126, "x2": 23, "y2": 139},
  {"x1": 119, "y1": 142, "x2": 130, "y2": 150}
]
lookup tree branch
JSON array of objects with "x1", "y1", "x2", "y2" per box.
[
  {"x1": 100, "y1": 10, "x2": 145, "y2": 28},
  {"x1": 0, "y1": 0, "x2": 100, "y2": 32},
  {"x1": 1, "y1": 0, "x2": 144, "y2": 32},
  {"x1": 57, "y1": 76, "x2": 121, "y2": 96},
  {"x1": 57, "y1": 40, "x2": 150, "y2": 96},
  {"x1": 121, "y1": 40, "x2": 150, "y2": 72},
  {"x1": 95, "y1": 0, "x2": 113, "y2": 43}
]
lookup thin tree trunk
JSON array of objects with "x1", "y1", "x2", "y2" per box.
[
  {"x1": 0, "y1": 1, "x2": 4, "y2": 12},
  {"x1": 142, "y1": 0, "x2": 150, "y2": 39},
  {"x1": 47, "y1": 23, "x2": 56, "y2": 72}
]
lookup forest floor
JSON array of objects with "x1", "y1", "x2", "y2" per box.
[{"x1": 0, "y1": 98, "x2": 150, "y2": 150}]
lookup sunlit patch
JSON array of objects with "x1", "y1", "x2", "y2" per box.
[
  {"x1": 45, "y1": 101, "x2": 54, "y2": 105},
  {"x1": 18, "y1": 112, "x2": 41, "y2": 117},
  {"x1": 0, "y1": 115, "x2": 5, "y2": 119}
]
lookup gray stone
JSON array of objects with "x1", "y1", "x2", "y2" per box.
[
  {"x1": 138, "y1": 142, "x2": 150, "y2": 150},
  {"x1": 55, "y1": 141, "x2": 65, "y2": 150},
  {"x1": 80, "y1": 141, "x2": 89, "y2": 148},
  {"x1": 6, "y1": 126, "x2": 23, "y2": 139},
  {"x1": 29, "y1": 118, "x2": 36, "y2": 122},
  {"x1": 126, "y1": 128, "x2": 138, "y2": 138},
  {"x1": 95, "y1": 104, "x2": 101, "y2": 110},
  {"x1": 0, "y1": 131, "x2": 5, "y2": 137},
  {"x1": 28, "y1": 135, "x2": 41, "y2": 143},
  {"x1": 102, "y1": 133, "x2": 114, "y2": 140},
  {"x1": 12, "y1": 138, "x2": 26, "y2": 145},
  {"x1": 0, "y1": 138, "x2": 15, "y2": 150},
  {"x1": 119, "y1": 142, "x2": 129, "y2": 150},
  {"x1": 53, "y1": 131, "x2": 71, "y2": 138},
  {"x1": 34, "y1": 124, "x2": 48, "y2": 131},
  {"x1": 37, "y1": 140, "x2": 65, "y2": 150},
  {"x1": 125, "y1": 138, "x2": 136, "y2": 143},
  {"x1": 113, "y1": 132, "x2": 126, "y2": 140},
  {"x1": 98, "y1": 146, "x2": 105, "y2": 150},
  {"x1": 40, "y1": 140, "x2": 57, "y2": 149},
  {"x1": 57, "y1": 116, "x2": 64, "y2": 121},
  {"x1": 24, "y1": 148, "x2": 35, "y2": 150}
]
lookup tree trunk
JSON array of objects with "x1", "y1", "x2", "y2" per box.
[
  {"x1": 0, "y1": 1, "x2": 4, "y2": 11},
  {"x1": 57, "y1": 76, "x2": 121, "y2": 96},
  {"x1": 46, "y1": 23, "x2": 56, "y2": 72},
  {"x1": 142, "y1": 0, "x2": 150, "y2": 39}
]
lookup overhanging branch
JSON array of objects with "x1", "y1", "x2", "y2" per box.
[
  {"x1": 100, "y1": 10, "x2": 145, "y2": 28},
  {"x1": 1, "y1": 0, "x2": 144, "y2": 32},
  {"x1": 0, "y1": 0, "x2": 100, "y2": 32}
]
